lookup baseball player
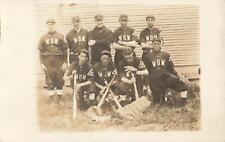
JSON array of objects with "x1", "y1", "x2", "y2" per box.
[
  {"x1": 66, "y1": 16, "x2": 88, "y2": 64},
  {"x1": 90, "y1": 50, "x2": 117, "y2": 94},
  {"x1": 64, "y1": 49, "x2": 97, "y2": 110},
  {"x1": 143, "y1": 37, "x2": 188, "y2": 106},
  {"x1": 112, "y1": 14, "x2": 137, "y2": 69},
  {"x1": 38, "y1": 19, "x2": 67, "y2": 104},
  {"x1": 140, "y1": 15, "x2": 164, "y2": 59},
  {"x1": 116, "y1": 47, "x2": 148, "y2": 106},
  {"x1": 87, "y1": 14, "x2": 113, "y2": 65}
]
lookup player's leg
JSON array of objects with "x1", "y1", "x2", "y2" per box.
[
  {"x1": 112, "y1": 81, "x2": 132, "y2": 107},
  {"x1": 165, "y1": 75, "x2": 188, "y2": 106},
  {"x1": 54, "y1": 55, "x2": 66, "y2": 105},
  {"x1": 149, "y1": 78, "x2": 165, "y2": 105},
  {"x1": 42, "y1": 56, "x2": 58, "y2": 104},
  {"x1": 87, "y1": 83, "x2": 98, "y2": 108}
]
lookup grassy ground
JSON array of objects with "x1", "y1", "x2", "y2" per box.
[{"x1": 37, "y1": 80, "x2": 200, "y2": 132}]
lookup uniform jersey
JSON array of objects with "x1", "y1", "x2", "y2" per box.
[
  {"x1": 139, "y1": 27, "x2": 163, "y2": 44},
  {"x1": 38, "y1": 31, "x2": 67, "y2": 56},
  {"x1": 118, "y1": 57, "x2": 146, "y2": 79},
  {"x1": 113, "y1": 26, "x2": 135, "y2": 43},
  {"x1": 67, "y1": 62, "x2": 93, "y2": 83},
  {"x1": 90, "y1": 61, "x2": 117, "y2": 86},
  {"x1": 143, "y1": 51, "x2": 177, "y2": 80},
  {"x1": 66, "y1": 28, "x2": 88, "y2": 53},
  {"x1": 88, "y1": 26, "x2": 112, "y2": 53}
]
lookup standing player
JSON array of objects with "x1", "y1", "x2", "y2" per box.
[
  {"x1": 66, "y1": 16, "x2": 88, "y2": 64},
  {"x1": 38, "y1": 19, "x2": 67, "y2": 104},
  {"x1": 112, "y1": 14, "x2": 137, "y2": 69},
  {"x1": 88, "y1": 14, "x2": 113, "y2": 65},
  {"x1": 64, "y1": 49, "x2": 97, "y2": 110},
  {"x1": 143, "y1": 37, "x2": 188, "y2": 106},
  {"x1": 116, "y1": 48, "x2": 148, "y2": 106},
  {"x1": 140, "y1": 15, "x2": 164, "y2": 59}
]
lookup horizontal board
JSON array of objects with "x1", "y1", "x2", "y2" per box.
[{"x1": 34, "y1": 4, "x2": 200, "y2": 73}]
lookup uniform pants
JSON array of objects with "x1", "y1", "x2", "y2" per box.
[
  {"x1": 149, "y1": 75, "x2": 188, "y2": 104},
  {"x1": 42, "y1": 55, "x2": 65, "y2": 90}
]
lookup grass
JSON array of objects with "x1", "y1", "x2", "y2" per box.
[{"x1": 37, "y1": 80, "x2": 200, "y2": 132}]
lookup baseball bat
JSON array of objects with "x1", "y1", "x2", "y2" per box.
[
  {"x1": 104, "y1": 80, "x2": 122, "y2": 109},
  {"x1": 72, "y1": 70, "x2": 78, "y2": 119},
  {"x1": 97, "y1": 72, "x2": 117, "y2": 107},
  {"x1": 131, "y1": 73, "x2": 139, "y2": 100},
  {"x1": 88, "y1": 46, "x2": 92, "y2": 64}
]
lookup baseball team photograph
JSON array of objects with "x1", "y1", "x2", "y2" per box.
[{"x1": 36, "y1": 4, "x2": 200, "y2": 131}]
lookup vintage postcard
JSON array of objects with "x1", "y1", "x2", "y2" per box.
[{"x1": 0, "y1": 0, "x2": 224, "y2": 142}]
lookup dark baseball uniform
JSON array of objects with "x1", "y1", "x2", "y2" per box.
[
  {"x1": 88, "y1": 26, "x2": 113, "y2": 65},
  {"x1": 66, "y1": 28, "x2": 88, "y2": 63},
  {"x1": 90, "y1": 61, "x2": 117, "y2": 86},
  {"x1": 117, "y1": 57, "x2": 146, "y2": 101},
  {"x1": 143, "y1": 50, "x2": 187, "y2": 103},
  {"x1": 38, "y1": 31, "x2": 67, "y2": 90},
  {"x1": 67, "y1": 61, "x2": 97, "y2": 110},
  {"x1": 113, "y1": 27, "x2": 135, "y2": 68},
  {"x1": 140, "y1": 27, "x2": 163, "y2": 59}
]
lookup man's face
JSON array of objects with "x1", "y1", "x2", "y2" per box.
[
  {"x1": 47, "y1": 23, "x2": 56, "y2": 33},
  {"x1": 78, "y1": 53, "x2": 88, "y2": 64},
  {"x1": 119, "y1": 19, "x2": 128, "y2": 27},
  {"x1": 146, "y1": 18, "x2": 155, "y2": 28},
  {"x1": 152, "y1": 41, "x2": 161, "y2": 51},
  {"x1": 124, "y1": 53, "x2": 133, "y2": 63},
  {"x1": 101, "y1": 55, "x2": 110, "y2": 66},
  {"x1": 95, "y1": 19, "x2": 103, "y2": 27},
  {"x1": 72, "y1": 20, "x2": 81, "y2": 30}
]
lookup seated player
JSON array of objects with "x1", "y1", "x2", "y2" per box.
[
  {"x1": 143, "y1": 37, "x2": 188, "y2": 106},
  {"x1": 116, "y1": 47, "x2": 148, "y2": 106},
  {"x1": 64, "y1": 49, "x2": 97, "y2": 111}
]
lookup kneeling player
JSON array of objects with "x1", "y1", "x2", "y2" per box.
[
  {"x1": 90, "y1": 50, "x2": 118, "y2": 105},
  {"x1": 143, "y1": 37, "x2": 188, "y2": 106},
  {"x1": 64, "y1": 49, "x2": 97, "y2": 111},
  {"x1": 116, "y1": 48, "x2": 148, "y2": 106}
]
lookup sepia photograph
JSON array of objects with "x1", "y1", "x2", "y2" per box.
[
  {"x1": 1, "y1": 0, "x2": 225, "y2": 142},
  {"x1": 35, "y1": 3, "x2": 200, "y2": 131}
]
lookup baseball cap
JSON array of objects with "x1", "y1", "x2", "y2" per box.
[
  {"x1": 79, "y1": 49, "x2": 89, "y2": 56},
  {"x1": 146, "y1": 15, "x2": 155, "y2": 20},
  {"x1": 101, "y1": 50, "x2": 111, "y2": 57},
  {"x1": 119, "y1": 14, "x2": 128, "y2": 21},
  {"x1": 46, "y1": 19, "x2": 56, "y2": 24},
  {"x1": 123, "y1": 47, "x2": 133, "y2": 55},
  {"x1": 72, "y1": 16, "x2": 80, "y2": 22},
  {"x1": 152, "y1": 37, "x2": 161, "y2": 43},
  {"x1": 94, "y1": 14, "x2": 104, "y2": 20}
]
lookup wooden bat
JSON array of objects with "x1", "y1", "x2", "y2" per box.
[
  {"x1": 72, "y1": 70, "x2": 78, "y2": 119},
  {"x1": 97, "y1": 72, "x2": 117, "y2": 107},
  {"x1": 131, "y1": 73, "x2": 139, "y2": 100},
  {"x1": 104, "y1": 80, "x2": 122, "y2": 109},
  {"x1": 88, "y1": 46, "x2": 92, "y2": 64}
]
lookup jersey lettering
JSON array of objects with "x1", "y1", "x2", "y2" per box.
[
  {"x1": 45, "y1": 38, "x2": 59, "y2": 45},
  {"x1": 73, "y1": 36, "x2": 86, "y2": 43},
  {"x1": 152, "y1": 59, "x2": 166, "y2": 67},
  {"x1": 87, "y1": 69, "x2": 94, "y2": 76},
  {"x1": 139, "y1": 61, "x2": 146, "y2": 69}
]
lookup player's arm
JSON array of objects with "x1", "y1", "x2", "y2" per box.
[
  {"x1": 136, "y1": 69, "x2": 148, "y2": 75},
  {"x1": 121, "y1": 77, "x2": 135, "y2": 84},
  {"x1": 167, "y1": 55, "x2": 178, "y2": 76},
  {"x1": 118, "y1": 40, "x2": 137, "y2": 47},
  {"x1": 111, "y1": 42, "x2": 130, "y2": 50},
  {"x1": 89, "y1": 30, "x2": 113, "y2": 47},
  {"x1": 94, "y1": 82, "x2": 104, "y2": 89}
]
